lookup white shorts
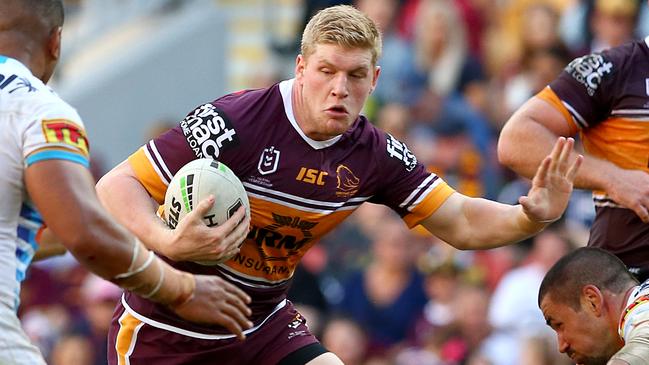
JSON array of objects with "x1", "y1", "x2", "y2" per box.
[{"x1": 0, "y1": 303, "x2": 46, "y2": 365}]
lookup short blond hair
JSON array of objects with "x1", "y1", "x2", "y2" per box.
[{"x1": 301, "y1": 5, "x2": 382, "y2": 65}]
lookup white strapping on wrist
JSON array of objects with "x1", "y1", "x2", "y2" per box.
[
  {"x1": 142, "y1": 260, "x2": 165, "y2": 298},
  {"x1": 114, "y1": 250, "x2": 156, "y2": 280}
]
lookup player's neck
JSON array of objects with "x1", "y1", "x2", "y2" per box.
[
  {"x1": 290, "y1": 79, "x2": 319, "y2": 140},
  {"x1": 0, "y1": 34, "x2": 42, "y2": 78}
]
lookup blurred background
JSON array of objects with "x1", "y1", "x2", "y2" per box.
[{"x1": 22, "y1": 0, "x2": 649, "y2": 364}]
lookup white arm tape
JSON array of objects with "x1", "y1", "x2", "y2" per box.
[{"x1": 114, "y1": 250, "x2": 156, "y2": 280}]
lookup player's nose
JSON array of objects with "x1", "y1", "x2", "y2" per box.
[{"x1": 330, "y1": 74, "x2": 349, "y2": 98}]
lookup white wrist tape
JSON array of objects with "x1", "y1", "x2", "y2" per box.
[{"x1": 114, "y1": 250, "x2": 156, "y2": 280}]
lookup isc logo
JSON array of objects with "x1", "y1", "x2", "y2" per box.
[{"x1": 296, "y1": 167, "x2": 327, "y2": 186}]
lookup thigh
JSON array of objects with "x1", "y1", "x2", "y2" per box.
[
  {"x1": 253, "y1": 302, "x2": 323, "y2": 365},
  {"x1": 108, "y1": 300, "x2": 322, "y2": 365},
  {"x1": 108, "y1": 305, "x2": 245, "y2": 365},
  {"x1": 305, "y1": 352, "x2": 344, "y2": 365},
  {"x1": 0, "y1": 304, "x2": 46, "y2": 365}
]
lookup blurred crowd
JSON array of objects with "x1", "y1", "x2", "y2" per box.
[{"x1": 19, "y1": 0, "x2": 649, "y2": 364}]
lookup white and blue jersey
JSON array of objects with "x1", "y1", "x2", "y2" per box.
[
  {"x1": 0, "y1": 55, "x2": 90, "y2": 310},
  {"x1": 619, "y1": 279, "x2": 649, "y2": 342}
]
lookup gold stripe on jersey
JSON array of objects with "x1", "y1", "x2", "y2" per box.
[
  {"x1": 581, "y1": 116, "x2": 649, "y2": 196},
  {"x1": 581, "y1": 117, "x2": 649, "y2": 171},
  {"x1": 402, "y1": 182, "x2": 455, "y2": 228},
  {"x1": 536, "y1": 87, "x2": 579, "y2": 135},
  {"x1": 128, "y1": 148, "x2": 167, "y2": 203},
  {"x1": 223, "y1": 195, "x2": 354, "y2": 283},
  {"x1": 115, "y1": 311, "x2": 144, "y2": 365}
]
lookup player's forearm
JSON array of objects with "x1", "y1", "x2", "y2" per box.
[
  {"x1": 96, "y1": 166, "x2": 171, "y2": 254},
  {"x1": 423, "y1": 194, "x2": 546, "y2": 250},
  {"x1": 456, "y1": 198, "x2": 545, "y2": 250}
]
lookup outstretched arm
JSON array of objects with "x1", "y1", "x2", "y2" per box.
[
  {"x1": 422, "y1": 137, "x2": 582, "y2": 250},
  {"x1": 499, "y1": 97, "x2": 649, "y2": 222}
]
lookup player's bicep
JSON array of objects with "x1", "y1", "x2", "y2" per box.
[
  {"x1": 25, "y1": 159, "x2": 99, "y2": 244},
  {"x1": 510, "y1": 96, "x2": 575, "y2": 137},
  {"x1": 419, "y1": 193, "x2": 470, "y2": 247}
]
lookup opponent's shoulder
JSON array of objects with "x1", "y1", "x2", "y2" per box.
[
  {"x1": 0, "y1": 57, "x2": 81, "y2": 125},
  {"x1": 619, "y1": 280, "x2": 649, "y2": 340}
]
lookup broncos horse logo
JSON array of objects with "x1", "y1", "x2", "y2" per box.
[{"x1": 336, "y1": 165, "x2": 360, "y2": 196}]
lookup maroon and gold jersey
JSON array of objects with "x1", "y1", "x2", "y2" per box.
[
  {"x1": 124, "y1": 79, "x2": 454, "y2": 336},
  {"x1": 537, "y1": 37, "x2": 649, "y2": 267}
]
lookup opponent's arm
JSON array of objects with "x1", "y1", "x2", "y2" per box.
[
  {"x1": 96, "y1": 161, "x2": 249, "y2": 263},
  {"x1": 422, "y1": 137, "x2": 581, "y2": 250},
  {"x1": 26, "y1": 160, "x2": 252, "y2": 338},
  {"x1": 498, "y1": 97, "x2": 649, "y2": 222}
]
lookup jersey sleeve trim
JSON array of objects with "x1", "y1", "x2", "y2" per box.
[
  {"x1": 620, "y1": 294, "x2": 649, "y2": 339},
  {"x1": 403, "y1": 182, "x2": 455, "y2": 228},
  {"x1": 536, "y1": 87, "x2": 581, "y2": 135},
  {"x1": 128, "y1": 147, "x2": 168, "y2": 204},
  {"x1": 25, "y1": 149, "x2": 89, "y2": 168}
]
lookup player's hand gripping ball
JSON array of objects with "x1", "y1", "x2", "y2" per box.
[{"x1": 164, "y1": 158, "x2": 250, "y2": 265}]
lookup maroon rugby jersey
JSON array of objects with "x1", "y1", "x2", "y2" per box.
[
  {"x1": 124, "y1": 79, "x2": 454, "y2": 336},
  {"x1": 537, "y1": 36, "x2": 649, "y2": 267}
]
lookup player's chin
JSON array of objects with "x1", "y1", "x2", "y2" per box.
[{"x1": 325, "y1": 118, "x2": 353, "y2": 135}]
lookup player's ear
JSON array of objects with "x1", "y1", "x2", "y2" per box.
[
  {"x1": 370, "y1": 65, "x2": 381, "y2": 92},
  {"x1": 295, "y1": 54, "x2": 305, "y2": 81},
  {"x1": 581, "y1": 284, "x2": 604, "y2": 316},
  {"x1": 48, "y1": 26, "x2": 62, "y2": 61}
]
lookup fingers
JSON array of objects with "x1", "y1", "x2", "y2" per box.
[
  {"x1": 533, "y1": 156, "x2": 552, "y2": 187},
  {"x1": 548, "y1": 136, "x2": 566, "y2": 172},
  {"x1": 556, "y1": 137, "x2": 574, "y2": 172},
  {"x1": 215, "y1": 312, "x2": 247, "y2": 341},
  {"x1": 565, "y1": 154, "x2": 583, "y2": 182},
  {"x1": 630, "y1": 202, "x2": 649, "y2": 223},
  {"x1": 186, "y1": 276, "x2": 253, "y2": 340},
  {"x1": 212, "y1": 212, "x2": 249, "y2": 260},
  {"x1": 219, "y1": 300, "x2": 254, "y2": 333},
  {"x1": 230, "y1": 214, "x2": 250, "y2": 247},
  {"x1": 518, "y1": 195, "x2": 531, "y2": 212},
  {"x1": 191, "y1": 195, "x2": 216, "y2": 217},
  {"x1": 217, "y1": 206, "x2": 247, "y2": 234},
  {"x1": 227, "y1": 282, "x2": 251, "y2": 305}
]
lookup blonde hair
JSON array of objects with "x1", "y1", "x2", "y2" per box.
[
  {"x1": 414, "y1": 0, "x2": 467, "y2": 96},
  {"x1": 301, "y1": 5, "x2": 382, "y2": 65}
]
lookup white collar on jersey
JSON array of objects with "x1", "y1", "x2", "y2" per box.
[
  {"x1": 645, "y1": 35, "x2": 649, "y2": 48},
  {"x1": 279, "y1": 78, "x2": 343, "y2": 150}
]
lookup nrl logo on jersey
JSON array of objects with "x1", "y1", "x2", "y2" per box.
[
  {"x1": 386, "y1": 133, "x2": 417, "y2": 172},
  {"x1": 258, "y1": 146, "x2": 280, "y2": 175},
  {"x1": 566, "y1": 54, "x2": 613, "y2": 96},
  {"x1": 181, "y1": 103, "x2": 239, "y2": 159}
]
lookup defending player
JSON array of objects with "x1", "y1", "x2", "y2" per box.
[
  {"x1": 97, "y1": 5, "x2": 582, "y2": 365},
  {"x1": 498, "y1": 2, "x2": 649, "y2": 281},
  {"x1": 0, "y1": 1, "x2": 252, "y2": 363},
  {"x1": 539, "y1": 247, "x2": 649, "y2": 365}
]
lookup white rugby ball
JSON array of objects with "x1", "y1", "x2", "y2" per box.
[{"x1": 164, "y1": 158, "x2": 250, "y2": 265}]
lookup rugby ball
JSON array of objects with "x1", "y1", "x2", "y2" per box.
[{"x1": 164, "y1": 158, "x2": 250, "y2": 265}]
